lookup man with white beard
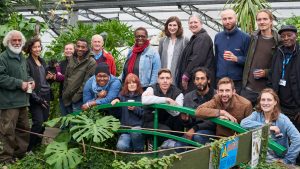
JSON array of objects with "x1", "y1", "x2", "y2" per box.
[{"x1": 0, "y1": 30, "x2": 35, "y2": 164}]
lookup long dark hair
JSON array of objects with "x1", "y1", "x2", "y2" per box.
[{"x1": 23, "y1": 37, "x2": 41, "y2": 55}]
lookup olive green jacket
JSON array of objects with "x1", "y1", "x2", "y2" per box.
[
  {"x1": 242, "y1": 29, "x2": 280, "y2": 87},
  {"x1": 62, "y1": 54, "x2": 96, "y2": 106},
  {"x1": 0, "y1": 48, "x2": 31, "y2": 109}
]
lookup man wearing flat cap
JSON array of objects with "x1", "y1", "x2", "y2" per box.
[
  {"x1": 269, "y1": 25, "x2": 300, "y2": 132},
  {"x1": 82, "y1": 62, "x2": 121, "y2": 111}
]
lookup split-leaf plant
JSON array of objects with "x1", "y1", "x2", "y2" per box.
[{"x1": 44, "y1": 108, "x2": 121, "y2": 169}]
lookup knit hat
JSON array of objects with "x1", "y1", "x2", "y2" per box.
[
  {"x1": 278, "y1": 25, "x2": 298, "y2": 35},
  {"x1": 95, "y1": 63, "x2": 110, "y2": 75}
]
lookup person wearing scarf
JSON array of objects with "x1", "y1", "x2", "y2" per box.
[
  {"x1": 82, "y1": 63, "x2": 121, "y2": 111},
  {"x1": 122, "y1": 27, "x2": 161, "y2": 89}
]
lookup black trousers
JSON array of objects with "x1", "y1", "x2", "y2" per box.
[
  {"x1": 28, "y1": 95, "x2": 50, "y2": 151},
  {"x1": 240, "y1": 87, "x2": 260, "y2": 107}
]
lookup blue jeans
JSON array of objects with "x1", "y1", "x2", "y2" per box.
[
  {"x1": 117, "y1": 133, "x2": 144, "y2": 152},
  {"x1": 174, "y1": 130, "x2": 215, "y2": 153}
]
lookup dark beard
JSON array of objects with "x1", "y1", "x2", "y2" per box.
[{"x1": 197, "y1": 83, "x2": 208, "y2": 92}]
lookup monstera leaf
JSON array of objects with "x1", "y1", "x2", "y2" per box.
[
  {"x1": 44, "y1": 141, "x2": 82, "y2": 169},
  {"x1": 70, "y1": 115, "x2": 120, "y2": 143},
  {"x1": 44, "y1": 114, "x2": 76, "y2": 128}
]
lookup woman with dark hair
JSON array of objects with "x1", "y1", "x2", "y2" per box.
[
  {"x1": 159, "y1": 16, "x2": 189, "y2": 79},
  {"x1": 111, "y1": 73, "x2": 144, "y2": 152},
  {"x1": 24, "y1": 37, "x2": 51, "y2": 151},
  {"x1": 122, "y1": 27, "x2": 161, "y2": 89},
  {"x1": 241, "y1": 88, "x2": 300, "y2": 164}
]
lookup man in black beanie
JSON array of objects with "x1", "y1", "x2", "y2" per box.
[{"x1": 82, "y1": 63, "x2": 121, "y2": 111}]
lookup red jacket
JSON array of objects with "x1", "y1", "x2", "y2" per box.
[{"x1": 90, "y1": 50, "x2": 117, "y2": 76}]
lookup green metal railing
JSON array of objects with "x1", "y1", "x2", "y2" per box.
[{"x1": 76, "y1": 101, "x2": 286, "y2": 155}]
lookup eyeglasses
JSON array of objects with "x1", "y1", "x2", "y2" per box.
[{"x1": 135, "y1": 35, "x2": 147, "y2": 39}]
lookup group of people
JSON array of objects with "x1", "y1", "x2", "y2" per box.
[{"x1": 0, "y1": 7, "x2": 300, "y2": 166}]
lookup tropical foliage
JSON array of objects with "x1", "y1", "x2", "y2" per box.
[
  {"x1": 281, "y1": 15, "x2": 300, "y2": 41},
  {"x1": 0, "y1": 13, "x2": 47, "y2": 52},
  {"x1": 112, "y1": 154, "x2": 181, "y2": 169},
  {"x1": 44, "y1": 20, "x2": 135, "y2": 76},
  {"x1": 44, "y1": 142, "x2": 82, "y2": 169},
  {"x1": 226, "y1": 0, "x2": 270, "y2": 33},
  {"x1": 43, "y1": 109, "x2": 120, "y2": 169}
]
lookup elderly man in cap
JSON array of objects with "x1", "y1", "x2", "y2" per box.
[
  {"x1": 270, "y1": 25, "x2": 300, "y2": 131},
  {"x1": 82, "y1": 63, "x2": 121, "y2": 111}
]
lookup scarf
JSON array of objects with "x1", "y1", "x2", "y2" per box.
[
  {"x1": 127, "y1": 40, "x2": 150, "y2": 74},
  {"x1": 91, "y1": 75, "x2": 110, "y2": 98}
]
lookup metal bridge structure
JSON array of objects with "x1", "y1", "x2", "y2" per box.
[{"x1": 13, "y1": 0, "x2": 300, "y2": 39}]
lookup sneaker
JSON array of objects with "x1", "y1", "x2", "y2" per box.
[{"x1": 147, "y1": 140, "x2": 153, "y2": 151}]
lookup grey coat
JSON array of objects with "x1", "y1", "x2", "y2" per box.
[{"x1": 158, "y1": 36, "x2": 189, "y2": 77}]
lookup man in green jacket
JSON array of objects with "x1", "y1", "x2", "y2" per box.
[
  {"x1": 0, "y1": 30, "x2": 34, "y2": 164},
  {"x1": 241, "y1": 9, "x2": 280, "y2": 106},
  {"x1": 62, "y1": 38, "x2": 96, "y2": 114}
]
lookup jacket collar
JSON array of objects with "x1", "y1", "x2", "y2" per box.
[
  {"x1": 191, "y1": 87, "x2": 215, "y2": 101},
  {"x1": 252, "y1": 29, "x2": 280, "y2": 42},
  {"x1": 6, "y1": 47, "x2": 22, "y2": 59},
  {"x1": 278, "y1": 43, "x2": 299, "y2": 55},
  {"x1": 224, "y1": 26, "x2": 238, "y2": 36}
]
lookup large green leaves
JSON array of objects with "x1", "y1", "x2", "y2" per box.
[
  {"x1": 44, "y1": 114, "x2": 76, "y2": 128},
  {"x1": 44, "y1": 20, "x2": 134, "y2": 75},
  {"x1": 44, "y1": 141, "x2": 83, "y2": 169},
  {"x1": 70, "y1": 115, "x2": 120, "y2": 143}
]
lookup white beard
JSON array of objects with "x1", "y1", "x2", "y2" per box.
[{"x1": 8, "y1": 43, "x2": 23, "y2": 54}]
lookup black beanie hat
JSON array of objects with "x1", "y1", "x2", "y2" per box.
[{"x1": 95, "y1": 63, "x2": 110, "y2": 75}]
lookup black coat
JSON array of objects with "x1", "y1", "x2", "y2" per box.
[
  {"x1": 269, "y1": 44, "x2": 300, "y2": 110},
  {"x1": 27, "y1": 55, "x2": 51, "y2": 103},
  {"x1": 175, "y1": 29, "x2": 215, "y2": 92}
]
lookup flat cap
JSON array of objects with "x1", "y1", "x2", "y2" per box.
[{"x1": 278, "y1": 25, "x2": 297, "y2": 35}]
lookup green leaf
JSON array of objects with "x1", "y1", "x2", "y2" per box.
[
  {"x1": 70, "y1": 115, "x2": 120, "y2": 143},
  {"x1": 44, "y1": 141, "x2": 83, "y2": 169},
  {"x1": 54, "y1": 130, "x2": 72, "y2": 143},
  {"x1": 44, "y1": 117, "x2": 62, "y2": 127}
]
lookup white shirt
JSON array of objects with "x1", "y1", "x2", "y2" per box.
[
  {"x1": 167, "y1": 38, "x2": 176, "y2": 69},
  {"x1": 142, "y1": 87, "x2": 183, "y2": 116}
]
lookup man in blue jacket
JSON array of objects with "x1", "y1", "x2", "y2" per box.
[
  {"x1": 82, "y1": 63, "x2": 121, "y2": 114},
  {"x1": 214, "y1": 9, "x2": 250, "y2": 94}
]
